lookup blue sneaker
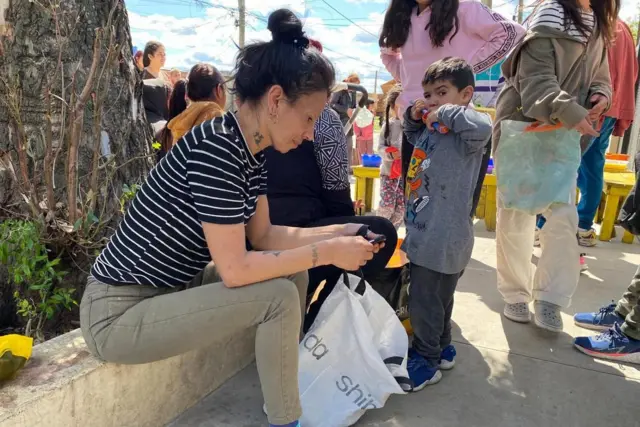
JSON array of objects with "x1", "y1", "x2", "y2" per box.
[
  {"x1": 574, "y1": 303, "x2": 625, "y2": 331},
  {"x1": 439, "y1": 344, "x2": 456, "y2": 370},
  {"x1": 407, "y1": 349, "x2": 442, "y2": 391},
  {"x1": 574, "y1": 323, "x2": 640, "y2": 365}
]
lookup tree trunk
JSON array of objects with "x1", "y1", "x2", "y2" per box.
[
  {"x1": 0, "y1": 0, "x2": 153, "y2": 232},
  {"x1": 0, "y1": 0, "x2": 153, "y2": 330}
]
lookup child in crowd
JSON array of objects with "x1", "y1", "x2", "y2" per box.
[
  {"x1": 402, "y1": 57, "x2": 491, "y2": 388},
  {"x1": 494, "y1": 0, "x2": 615, "y2": 332},
  {"x1": 377, "y1": 87, "x2": 405, "y2": 228},
  {"x1": 331, "y1": 73, "x2": 359, "y2": 167},
  {"x1": 353, "y1": 99, "x2": 376, "y2": 163},
  {"x1": 379, "y1": 0, "x2": 524, "y2": 185}
]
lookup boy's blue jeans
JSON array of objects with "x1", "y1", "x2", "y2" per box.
[{"x1": 536, "y1": 117, "x2": 617, "y2": 231}]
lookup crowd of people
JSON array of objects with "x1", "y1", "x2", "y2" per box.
[{"x1": 78, "y1": 1, "x2": 639, "y2": 426}]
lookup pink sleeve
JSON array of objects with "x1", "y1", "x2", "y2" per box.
[
  {"x1": 380, "y1": 47, "x2": 402, "y2": 83},
  {"x1": 467, "y1": 3, "x2": 526, "y2": 73}
]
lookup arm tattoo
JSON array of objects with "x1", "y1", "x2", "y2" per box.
[
  {"x1": 264, "y1": 251, "x2": 282, "y2": 257},
  {"x1": 253, "y1": 131, "x2": 264, "y2": 147},
  {"x1": 311, "y1": 244, "x2": 319, "y2": 268}
]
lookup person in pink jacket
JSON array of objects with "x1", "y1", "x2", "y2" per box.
[
  {"x1": 353, "y1": 99, "x2": 376, "y2": 164},
  {"x1": 379, "y1": 0, "x2": 525, "y2": 204}
]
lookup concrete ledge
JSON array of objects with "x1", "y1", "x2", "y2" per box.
[{"x1": 0, "y1": 328, "x2": 256, "y2": 427}]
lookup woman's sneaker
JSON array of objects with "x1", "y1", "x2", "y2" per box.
[
  {"x1": 407, "y1": 349, "x2": 442, "y2": 391},
  {"x1": 574, "y1": 323, "x2": 640, "y2": 364},
  {"x1": 534, "y1": 300, "x2": 563, "y2": 332},
  {"x1": 574, "y1": 303, "x2": 625, "y2": 331},
  {"x1": 503, "y1": 302, "x2": 531, "y2": 323},
  {"x1": 439, "y1": 344, "x2": 456, "y2": 370},
  {"x1": 577, "y1": 228, "x2": 597, "y2": 247}
]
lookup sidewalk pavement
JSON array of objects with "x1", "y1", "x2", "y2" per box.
[{"x1": 169, "y1": 223, "x2": 640, "y2": 427}]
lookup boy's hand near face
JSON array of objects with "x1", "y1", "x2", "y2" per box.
[
  {"x1": 411, "y1": 99, "x2": 426, "y2": 121},
  {"x1": 423, "y1": 107, "x2": 441, "y2": 131}
]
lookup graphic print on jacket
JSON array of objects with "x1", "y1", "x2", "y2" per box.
[
  {"x1": 405, "y1": 138, "x2": 437, "y2": 223},
  {"x1": 401, "y1": 105, "x2": 491, "y2": 274}
]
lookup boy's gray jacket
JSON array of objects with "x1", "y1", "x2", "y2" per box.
[
  {"x1": 402, "y1": 105, "x2": 491, "y2": 274},
  {"x1": 493, "y1": 21, "x2": 611, "y2": 153}
]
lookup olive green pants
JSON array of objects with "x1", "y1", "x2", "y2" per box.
[
  {"x1": 80, "y1": 264, "x2": 308, "y2": 425},
  {"x1": 616, "y1": 264, "x2": 640, "y2": 340}
]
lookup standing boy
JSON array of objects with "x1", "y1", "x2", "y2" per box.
[{"x1": 402, "y1": 57, "x2": 492, "y2": 389}]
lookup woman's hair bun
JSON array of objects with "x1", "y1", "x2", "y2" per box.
[{"x1": 268, "y1": 8, "x2": 308, "y2": 47}]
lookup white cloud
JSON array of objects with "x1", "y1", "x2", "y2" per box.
[
  {"x1": 620, "y1": 0, "x2": 639, "y2": 21},
  {"x1": 128, "y1": 4, "x2": 389, "y2": 92}
]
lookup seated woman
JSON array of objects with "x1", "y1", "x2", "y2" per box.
[
  {"x1": 158, "y1": 63, "x2": 227, "y2": 156},
  {"x1": 79, "y1": 9, "x2": 384, "y2": 427},
  {"x1": 265, "y1": 38, "x2": 397, "y2": 332}
]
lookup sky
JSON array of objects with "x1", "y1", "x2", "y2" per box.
[{"x1": 126, "y1": 0, "x2": 639, "y2": 93}]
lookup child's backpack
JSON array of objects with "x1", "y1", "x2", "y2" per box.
[{"x1": 367, "y1": 264, "x2": 410, "y2": 326}]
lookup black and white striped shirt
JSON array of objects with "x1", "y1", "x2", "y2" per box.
[
  {"x1": 526, "y1": 0, "x2": 595, "y2": 44},
  {"x1": 92, "y1": 112, "x2": 266, "y2": 287}
]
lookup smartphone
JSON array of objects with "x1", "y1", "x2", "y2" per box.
[{"x1": 368, "y1": 235, "x2": 387, "y2": 244}]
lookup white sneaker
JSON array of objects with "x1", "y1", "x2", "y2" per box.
[
  {"x1": 504, "y1": 302, "x2": 531, "y2": 323},
  {"x1": 577, "y1": 228, "x2": 597, "y2": 247},
  {"x1": 534, "y1": 300, "x2": 563, "y2": 332}
]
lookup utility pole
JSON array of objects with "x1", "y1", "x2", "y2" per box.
[
  {"x1": 229, "y1": 0, "x2": 246, "y2": 112},
  {"x1": 373, "y1": 70, "x2": 378, "y2": 96},
  {"x1": 517, "y1": 0, "x2": 524, "y2": 23},
  {"x1": 238, "y1": 0, "x2": 246, "y2": 48}
]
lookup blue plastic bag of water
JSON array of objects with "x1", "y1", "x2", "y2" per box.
[{"x1": 495, "y1": 121, "x2": 581, "y2": 215}]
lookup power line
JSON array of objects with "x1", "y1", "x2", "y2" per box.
[
  {"x1": 317, "y1": 0, "x2": 379, "y2": 38},
  {"x1": 130, "y1": 0, "x2": 386, "y2": 71},
  {"x1": 234, "y1": 5, "x2": 384, "y2": 69},
  {"x1": 322, "y1": 45, "x2": 385, "y2": 70}
]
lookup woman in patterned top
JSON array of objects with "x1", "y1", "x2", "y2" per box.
[
  {"x1": 80, "y1": 9, "x2": 384, "y2": 427},
  {"x1": 265, "y1": 38, "x2": 397, "y2": 333}
]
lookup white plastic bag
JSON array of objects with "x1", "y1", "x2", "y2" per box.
[{"x1": 298, "y1": 273, "x2": 409, "y2": 427}]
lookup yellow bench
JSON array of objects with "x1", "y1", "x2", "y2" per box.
[
  {"x1": 479, "y1": 171, "x2": 636, "y2": 243},
  {"x1": 478, "y1": 173, "x2": 497, "y2": 231},
  {"x1": 474, "y1": 107, "x2": 496, "y2": 122},
  {"x1": 352, "y1": 166, "x2": 381, "y2": 214},
  {"x1": 599, "y1": 172, "x2": 635, "y2": 243}
]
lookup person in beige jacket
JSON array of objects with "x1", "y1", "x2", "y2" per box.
[
  {"x1": 157, "y1": 63, "x2": 227, "y2": 158},
  {"x1": 492, "y1": 0, "x2": 617, "y2": 332}
]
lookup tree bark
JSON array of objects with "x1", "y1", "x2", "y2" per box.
[
  {"x1": 0, "y1": 0, "x2": 152, "y2": 229},
  {"x1": 0, "y1": 0, "x2": 154, "y2": 330}
]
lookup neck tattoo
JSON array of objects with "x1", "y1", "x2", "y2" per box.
[{"x1": 253, "y1": 132, "x2": 264, "y2": 147}]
